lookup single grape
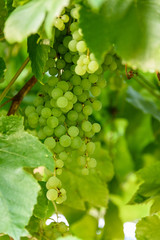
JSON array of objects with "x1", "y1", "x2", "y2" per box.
[
  {"x1": 71, "y1": 136, "x2": 82, "y2": 149},
  {"x1": 68, "y1": 40, "x2": 77, "y2": 52},
  {"x1": 68, "y1": 126, "x2": 79, "y2": 137},
  {"x1": 56, "y1": 169, "x2": 63, "y2": 175},
  {"x1": 83, "y1": 105, "x2": 93, "y2": 116},
  {"x1": 25, "y1": 106, "x2": 35, "y2": 116},
  {"x1": 44, "y1": 137, "x2": 56, "y2": 149},
  {"x1": 60, "y1": 135, "x2": 71, "y2": 147},
  {"x1": 55, "y1": 159, "x2": 64, "y2": 168},
  {"x1": 51, "y1": 88, "x2": 63, "y2": 100},
  {"x1": 43, "y1": 126, "x2": 54, "y2": 136},
  {"x1": 88, "y1": 61, "x2": 99, "y2": 72},
  {"x1": 92, "y1": 123, "x2": 101, "y2": 133},
  {"x1": 76, "y1": 41, "x2": 87, "y2": 53},
  {"x1": 86, "y1": 142, "x2": 95, "y2": 155},
  {"x1": 91, "y1": 86, "x2": 101, "y2": 97},
  {"x1": 54, "y1": 125, "x2": 66, "y2": 138},
  {"x1": 81, "y1": 168, "x2": 89, "y2": 175},
  {"x1": 46, "y1": 189, "x2": 58, "y2": 201},
  {"x1": 81, "y1": 121, "x2": 92, "y2": 132},
  {"x1": 61, "y1": 14, "x2": 69, "y2": 23},
  {"x1": 57, "y1": 96, "x2": 68, "y2": 108},
  {"x1": 41, "y1": 108, "x2": 52, "y2": 118},
  {"x1": 57, "y1": 222, "x2": 68, "y2": 234},
  {"x1": 88, "y1": 158, "x2": 97, "y2": 168},
  {"x1": 59, "y1": 151, "x2": 68, "y2": 161},
  {"x1": 77, "y1": 156, "x2": 86, "y2": 167},
  {"x1": 67, "y1": 110, "x2": 78, "y2": 121},
  {"x1": 46, "y1": 176, "x2": 62, "y2": 189}
]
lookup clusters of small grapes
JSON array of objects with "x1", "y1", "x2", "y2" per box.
[
  {"x1": 25, "y1": 4, "x2": 106, "y2": 205},
  {"x1": 44, "y1": 221, "x2": 69, "y2": 239}
]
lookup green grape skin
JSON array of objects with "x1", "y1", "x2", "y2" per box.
[
  {"x1": 47, "y1": 116, "x2": 59, "y2": 128},
  {"x1": 73, "y1": 103, "x2": 82, "y2": 112},
  {"x1": 57, "y1": 96, "x2": 68, "y2": 108},
  {"x1": 61, "y1": 14, "x2": 69, "y2": 23},
  {"x1": 63, "y1": 36, "x2": 72, "y2": 48},
  {"x1": 92, "y1": 100, "x2": 102, "y2": 111},
  {"x1": 52, "y1": 108, "x2": 62, "y2": 117},
  {"x1": 51, "y1": 88, "x2": 63, "y2": 100},
  {"x1": 76, "y1": 41, "x2": 87, "y2": 53},
  {"x1": 46, "y1": 189, "x2": 58, "y2": 201},
  {"x1": 67, "y1": 110, "x2": 78, "y2": 121},
  {"x1": 43, "y1": 126, "x2": 54, "y2": 136},
  {"x1": 46, "y1": 176, "x2": 62, "y2": 189},
  {"x1": 53, "y1": 142, "x2": 64, "y2": 154},
  {"x1": 56, "y1": 168, "x2": 63, "y2": 175},
  {"x1": 71, "y1": 136, "x2": 82, "y2": 149},
  {"x1": 88, "y1": 158, "x2": 97, "y2": 168},
  {"x1": 41, "y1": 108, "x2": 52, "y2": 118},
  {"x1": 33, "y1": 96, "x2": 44, "y2": 107},
  {"x1": 48, "y1": 76, "x2": 58, "y2": 87},
  {"x1": 88, "y1": 60, "x2": 99, "y2": 72},
  {"x1": 81, "y1": 168, "x2": 89, "y2": 176},
  {"x1": 25, "y1": 106, "x2": 36, "y2": 116},
  {"x1": 44, "y1": 137, "x2": 56, "y2": 149},
  {"x1": 92, "y1": 123, "x2": 101, "y2": 133},
  {"x1": 81, "y1": 121, "x2": 92, "y2": 132},
  {"x1": 54, "y1": 125, "x2": 66, "y2": 138},
  {"x1": 86, "y1": 142, "x2": 95, "y2": 155},
  {"x1": 68, "y1": 40, "x2": 77, "y2": 52},
  {"x1": 59, "y1": 151, "x2": 68, "y2": 161},
  {"x1": 68, "y1": 126, "x2": 79, "y2": 137},
  {"x1": 57, "y1": 81, "x2": 69, "y2": 92},
  {"x1": 91, "y1": 86, "x2": 101, "y2": 97},
  {"x1": 77, "y1": 156, "x2": 86, "y2": 167},
  {"x1": 59, "y1": 135, "x2": 71, "y2": 147},
  {"x1": 37, "y1": 129, "x2": 46, "y2": 140},
  {"x1": 70, "y1": 22, "x2": 79, "y2": 32},
  {"x1": 55, "y1": 159, "x2": 64, "y2": 168},
  {"x1": 57, "y1": 222, "x2": 68, "y2": 234},
  {"x1": 83, "y1": 105, "x2": 93, "y2": 116},
  {"x1": 48, "y1": 48, "x2": 56, "y2": 58}
]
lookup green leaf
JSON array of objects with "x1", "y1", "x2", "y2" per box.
[
  {"x1": 150, "y1": 196, "x2": 160, "y2": 214},
  {"x1": 6, "y1": 0, "x2": 14, "y2": 14},
  {"x1": 87, "y1": 0, "x2": 106, "y2": 9},
  {"x1": 4, "y1": 0, "x2": 70, "y2": 43},
  {"x1": 13, "y1": 0, "x2": 31, "y2": 7},
  {"x1": 130, "y1": 162, "x2": 160, "y2": 204},
  {"x1": 27, "y1": 34, "x2": 50, "y2": 80},
  {"x1": 0, "y1": 116, "x2": 54, "y2": 240},
  {"x1": 126, "y1": 87, "x2": 160, "y2": 121},
  {"x1": 71, "y1": 215, "x2": 97, "y2": 240},
  {"x1": 33, "y1": 182, "x2": 48, "y2": 219},
  {"x1": 79, "y1": 6, "x2": 111, "y2": 63},
  {"x1": 101, "y1": 201, "x2": 124, "y2": 240},
  {"x1": 0, "y1": 58, "x2": 6, "y2": 83},
  {"x1": 136, "y1": 215, "x2": 160, "y2": 240}
]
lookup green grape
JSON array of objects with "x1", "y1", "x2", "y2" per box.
[
  {"x1": 36, "y1": 105, "x2": 43, "y2": 115},
  {"x1": 55, "y1": 125, "x2": 66, "y2": 138},
  {"x1": 81, "y1": 168, "x2": 89, "y2": 176},
  {"x1": 46, "y1": 176, "x2": 62, "y2": 189},
  {"x1": 50, "y1": 99, "x2": 57, "y2": 107},
  {"x1": 59, "y1": 151, "x2": 68, "y2": 161},
  {"x1": 53, "y1": 142, "x2": 64, "y2": 154},
  {"x1": 88, "y1": 158, "x2": 97, "y2": 168},
  {"x1": 44, "y1": 137, "x2": 56, "y2": 149},
  {"x1": 33, "y1": 96, "x2": 44, "y2": 107},
  {"x1": 88, "y1": 60, "x2": 99, "y2": 72},
  {"x1": 37, "y1": 129, "x2": 46, "y2": 140},
  {"x1": 51, "y1": 88, "x2": 63, "y2": 99},
  {"x1": 71, "y1": 136, "x2": 82, "y2": 149},
  {"x1": 78, "y1": 92, "x2": 88, "y2": 102},
  {"x1": 68, "y1": 126, "x2": 79, "y2": 137},
  {"x1": 55, "y1": 159, "x2": 64, "y2": 168},
  {"x1": 75, "y1": 65, "x2": 86, "y2": 75},
  {"x1": 73, "y1": 103, "x2": 82, "y2": 112},
  {"x1": 92, "y1": 123, "x2": 101, "y2": 133},
  {"x1": 109, "y1": 61, "x2": 117, "y2": 71},
  {"x1": 68, "y1": 40, "x2": 77, "y2": 52},
  {"x1": 83, "y1": 105, "x2": 93, "y2": 116},
  {"x1": 56, "y1": 59, "x2": 66, "y2": 69},
  {"x1": 41, "y1": 107, "x2": 52, "y2": 118},
  {"x1": 49, "y1": 67, "x2": 58, "y2": 76},
  {"x1": 78, "y1": 112, "x2": 85, "y2": 121},
  {"x1": 28, "y1": 112, "x2": 39, "y2": 125},
  {"x1": 61, "y1": 14, "x2": 69, "y2": 23},
  {"x1": 70, "y1": 7, "x2": 80, "y2": 19},
  {"x1": 73, "y1": 86, "x2": 83, "y2": 95},
  {"x1": 92, "y1": 100, "x2": 102, "y2": 111},
  {"x1": 85, "y1": 131, "x2": 95, "y2": 138},
  {"x1": 60, "y1": 135, "x2": 71, "y2": 147},
  {"x1": 43, "y1": 126, "x2": 54, "y2": 136},
  {"x1": 58, "y1": 44, "x2": 67, "y2": 54},
  {"x1": 70, "y1": 22, "x2": 79, "y2": 32},
  {"x1": 82, "y1": 121, "x2": 92, "y2": 132},
  {"x1": 72, "y1": 54, "x2": 79, "y2": 64},
  {"x1": 57, "y1": 222, "x2": 68, "y2": 234},
  {"x1": 56, "y1": 168, "x2": 63, "y2": 175},
  {"x1": 64, "y1": 91, "x2": 74, "y2": 100},
  {"x1": 47, "y1": 116, "x2": 59, "y2": 128},
  {"x1": 89, "y1": 74, "x2": 98, "y2": 83},
  {"x1": 57, "y1": 81, "x2": 69, "y2": 92},
  {"x1": 91, "y1": 86, "x2": 101, "y2": 97},
  {"x1": 57, "y1": 96, "x2": 68, "y2": 108},
  {"x1": 72, "y1": 30, "x2": 82, "y2": 41},
  {"x1": 46, "y1": 189, "x2": 58, "y2": 201},
  {"x1": 46, "y1": 58, "x2": 55, "y2": 68},
  {"x1": 104, "y1": 54, "x2": 113, "y2": 65},
  {"x1": 79, "y1": 141, "x2": 86, "y2": 153},
  {"x1": 58, "y1": 114, "x2": 66, "y2": 123},
  {"x1": 64, "y1": 52, "x2": 72, "y2": 63},
  {"x1": 77, "y1": 156, "x2": 86, "y2": 167},
  {"x1": 48, "y1": 76, "x2": 58, "y2": 87},
  {"x1": 72, "y1": 95, "x2": 77, "y2": 104},
  {"x1": 63, "y1": 36, "x2": 72, "y2": 48},
  {"x1": 56, "y1": 194, "x2": 67, "y2": 204},
  {"x1": 71, "y1": 74, "x2": 81, "y2": 85},
  {"x1": 39, "y1": 116, "x2": 46, "y2": 126},
  {"x1": 52, "y1": 108, "x2": 62, "y2": 117},
  {"x1": 45, "y1": 100, "x2": 52, "y2": 108},
  {"x1": 55, "y1": 18, "x2": 65, "y2": 30},
  {"x1": 76, "y1": 41, "x2": 87, "y2": 53},
  {"x1": 48, "y1": 48, "x2": 56, "y2": 58},
  {"x1": 67, "y1": 110, "x2": 78, "y2": 121},
  {"x1": 25, "y1": 106, "x2": 35, "y2": 116},
  {"x1": 81, "y1": 79, "x2": 91, "y2": 90},
  {"x1": 86, "y1": 142, "x2": 95, "y2": 155}
]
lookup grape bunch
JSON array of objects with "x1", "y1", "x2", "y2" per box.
[
  {"x1": 44, "y1": 221, "x2": 69, "y2": 239},
  {"x1": 25, "y1": 4, "x2": 107, "y2": 205}
]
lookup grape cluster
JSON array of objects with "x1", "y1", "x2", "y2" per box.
[
  {"x1": 25, "y1": 4, "x2": 106, "y2": 205},
  {"x1": 44, "y1": 221, "x2": 69, "y2": 239}
]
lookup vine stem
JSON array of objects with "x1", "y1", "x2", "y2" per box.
[
  {"x1": 0, "y1": 57, "x2": 30, "y2": 104},
  {"x1": 52, "y1": 201, "x2": 58, "y2": 222}
]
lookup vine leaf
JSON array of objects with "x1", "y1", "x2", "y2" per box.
[
  {"x1": 136, "y1": 215, "x2": 160, "y2": 240},
  {"x1": 0, "y1": 116, "x2": 54, "y2": 240},
  {"x1": 4, "y1": 0, "x2": 69, "y2": 43},
  {"x1": 27, "y1": 34, "x2": 50, "y2": 80}
]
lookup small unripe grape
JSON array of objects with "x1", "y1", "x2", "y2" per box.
[
  {"x1": 46, "y1": 189, "x2": 58, "y2": 201},
  {"x1": 46, "y1": 176, "x2": 62, "y2": 189},
  {"x1": 44, "y1": 137, "x2": 56, "y2": 149}
]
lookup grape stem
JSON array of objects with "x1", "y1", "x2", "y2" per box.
[
  {"x1": 7, "y1": 75, "x2": 37, "y2": 115},
  {"x1": 0, "y1": 57, "x2": 30, "y2": 104},
  {"x1": 52, "y1": 201, "x2": 58, "y2": 222}
]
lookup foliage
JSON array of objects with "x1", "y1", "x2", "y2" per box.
[{"x1": 0, "y1": 0, "x2": 160, "y2": 240}]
